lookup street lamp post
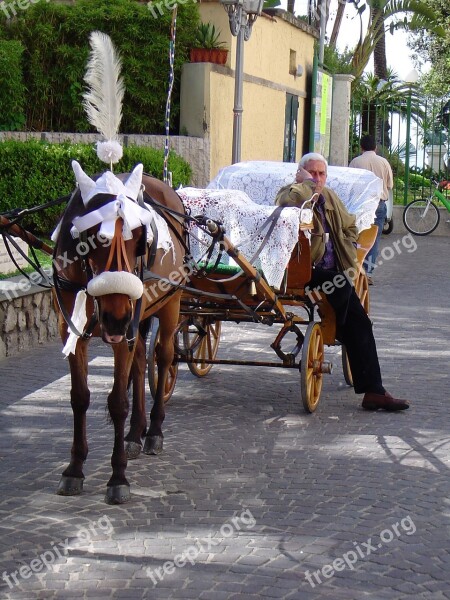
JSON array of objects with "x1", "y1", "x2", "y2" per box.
[{"x1": 220, "y1": 0, "x2": 264, "y2": 164}]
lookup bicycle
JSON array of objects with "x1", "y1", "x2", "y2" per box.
[{"x1": 403, "y1": 178, "x2": 450, "y2": 235}]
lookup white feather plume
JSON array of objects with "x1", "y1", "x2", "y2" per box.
[{"x1": 83, "y1": 31, "x2": 125, "y2": 164}]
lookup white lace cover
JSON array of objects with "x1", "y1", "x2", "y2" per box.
[
  {"x1": 208, "y1": 161, "x2": 382, "y2": 232},
  {"x1": 177, "y1": 188, "x2": 302, "y2": 289}
]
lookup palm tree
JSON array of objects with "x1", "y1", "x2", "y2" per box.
[
  {"x1": 349, "y1": 0, "x2": 445, "y2": 146},
  {"x1": 348, "y1": 0, "x2": 446, "y2": 79},
  {"x1": 329, "y1": 0, "x2": 347, "y2": 49},
  {"x1": 287, "y1": 0, "x2": 296, "y2": 14},
  {"x1": 352, "y1": 70, "x2": 424, "y2": 147}
]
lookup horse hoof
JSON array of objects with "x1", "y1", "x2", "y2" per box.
[
  {"x1": 143, "y1": 435, "x2": 163, "y2": 455},
  {"x1": 126, "y1": 441, "x2": 142, "y2": 460},
  {"x1": 105, "y1": 484, "x2": 131, "y2": 505},
  {"x1": 56, "y1": 476, "x2": 84, "y2": 496}
]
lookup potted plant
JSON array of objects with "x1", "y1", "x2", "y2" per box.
[{"x1": 190, "y1": 22, "x2": 229, "y2": 65}]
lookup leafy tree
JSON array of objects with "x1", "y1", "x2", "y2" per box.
[
  {"x1": 407, "y1": 0, "x2": 450, "y2": 96},
  {"x1": 352, "y1": 70, "x2": 423, "y2": 141},
  {"x1": 323, "y1": 45, "x2": 355, "y2": 75},
  {"x1": 326, "y1": 0, "x2": 446, "y2": 148}
]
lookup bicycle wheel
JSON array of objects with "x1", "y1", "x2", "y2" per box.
[{"x1": 403, "y1": 199, "x2": 440, "y2": 235}]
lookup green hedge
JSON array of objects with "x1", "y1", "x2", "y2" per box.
[
  {"x1": 0, "y1": 40, "x2": 26, "y2": 131},
  {"x1": 0, "y1": 0, "x2": 199, "y2": 133},
  {"x1": 0, "y1": 140, "x2": 192, "y2": 235}
]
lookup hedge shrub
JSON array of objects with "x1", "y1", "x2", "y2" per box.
[
  {"x1": 0, "y1": 140, "x2": 192, "y2": 235},
  {"x1": 0, "y1": 0, "x2": 199, "y2": 133},
  {"x1": 0, "y1": 40, "x2": 26, "y2": 131}
]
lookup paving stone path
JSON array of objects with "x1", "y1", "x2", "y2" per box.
[{"x1": 0, "y1": 233, "x2": 449, "y2": 599}]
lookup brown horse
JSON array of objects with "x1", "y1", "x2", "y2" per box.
[{"x1": 53, "y1": 163, "x2": 186, "y2": 504}]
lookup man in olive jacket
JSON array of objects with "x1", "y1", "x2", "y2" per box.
[
  {"x1": 275, "y1": 153, "x2": 409, "y2": 411},
  {"x1": 276, "y1": 166, "x2": 358, "y2": 275}
]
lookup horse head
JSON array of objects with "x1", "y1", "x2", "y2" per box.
[{"x1": 67, "y1": 161, "x2": 153, "y2": 345}]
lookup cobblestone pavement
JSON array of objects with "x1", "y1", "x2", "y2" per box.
[{"x1": 1, "y1": 233, "x2": 449, "y2": 600}]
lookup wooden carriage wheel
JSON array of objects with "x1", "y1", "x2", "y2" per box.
[
  {"x1": 355, "y1": 270, "x2": 370, "y2": 314},
  {"x1": 182, "y1": 318, "x2": 222, "y2": 377},
  {"x1": 341, "y1": 270, "x2": 370, "y2": 387},
  {"x1": 301, "y1": 322, "x2": 324, "y2": 413},
  {"x1": 147, "y1": 320, "x2": 179, "y2": 404}
]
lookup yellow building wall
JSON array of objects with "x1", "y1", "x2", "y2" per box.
[{"x1": 182, "y1": 2, "x2": 317, "y2": 181}]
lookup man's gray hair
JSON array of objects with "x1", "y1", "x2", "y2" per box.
[{"x1": 299, "y1": 153, "x2": 328, "y2": 169}]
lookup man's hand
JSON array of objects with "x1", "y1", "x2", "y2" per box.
[{"x1": 295, "y1": 166, "x2": 314, "y2": 184}]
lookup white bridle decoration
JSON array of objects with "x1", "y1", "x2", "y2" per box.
[
  {"x1": 70, "y1": 161, "x2": 153, "y2": 240},
  {"x1": 71, "y1": 194, "x2": 154, "y2": 241},
  {"x1": 68, "y1": 160, "x2": 175, "y2": 256}
]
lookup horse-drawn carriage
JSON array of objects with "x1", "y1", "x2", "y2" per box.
[
  {"x1": 0, "y1": 32, "x2": 381, "y2": 504},
  {"x1": 0, "y1": 155, "x2": 380, "y2": 501}
]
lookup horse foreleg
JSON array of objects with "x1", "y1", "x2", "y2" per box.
[
  {"x1": 105, "y1": 341, "x2": 134, "y2": 504},
  {"x1": 57, "y1": 339, "x2": 90, "y2": 496},
  {"x1": 144, "y1": 301, "x2": 179, "y2": 455},
  {"x1": 125, "y1": 326, "x2": 149, "y2": 459}
]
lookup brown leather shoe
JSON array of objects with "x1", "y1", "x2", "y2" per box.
[{"x1": 362, "y1": 391, "x2": 409, "y2": 411}]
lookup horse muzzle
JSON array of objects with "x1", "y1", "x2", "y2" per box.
[
  {"x1": 87, "y1": 272, "x2": 143, "y2": 344},
  {"x1": 87, "y1": 271, "x2": 143, "y2": 300}
]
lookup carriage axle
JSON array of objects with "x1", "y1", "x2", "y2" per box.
[{"x1": 177, "y1": 356, "x2": 333, "y2": 373}]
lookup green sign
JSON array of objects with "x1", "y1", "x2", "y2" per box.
[{"x1": 313, "y1": 69, "x2": 333, "y2": 159}]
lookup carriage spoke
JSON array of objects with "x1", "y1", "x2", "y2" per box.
[
  {"x1": 147, "y1": 322, "x2": 179, "y2": 404},
  {"x1": 183, "y1": 319, "x2": 222, "y2": 377},
  {"x1": 301, "y1": 323, "x2": 324, "y2": 413}
]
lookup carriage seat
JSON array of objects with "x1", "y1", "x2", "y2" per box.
[
  {"x1": 208, "y1": 161, "x2": 382, "y2": 233},
  {"x1": 177, "y1": 187, "x2": 304, "y2": 290}
]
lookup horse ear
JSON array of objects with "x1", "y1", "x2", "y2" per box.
[
  {"x1": 72, "y1": 160, "x2": 96, "y2": 205},
  {"x1": 124, "y1": 163, "x2": 143, "y2": 201}
]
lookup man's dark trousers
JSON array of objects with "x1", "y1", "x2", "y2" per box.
[{"x1": 307, "y1": 267, "x2": 383, "y2": 394}]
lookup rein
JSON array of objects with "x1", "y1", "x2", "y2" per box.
[
  {"x1": 102, "y1": 218, "x2": 144, "y2": 350},
  {"x1": 0, "y1": 193, "x2": 72, "y2": 288},
  {"x1": 104, "y1": 219, "x2": 133, "y2": 273},
  {"x1": 52, "y1": 231, "x2": 98, "y2": 342},
  {"x1": 1, "y1": 193, "x2": 71, "y2": 228}
]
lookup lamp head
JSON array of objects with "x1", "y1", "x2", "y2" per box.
[{"x1": 404, "y1": 69, "x2": 419, "y2": 84}]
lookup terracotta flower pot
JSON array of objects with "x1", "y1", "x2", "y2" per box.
[
  {"x1": 190, "y1": 48, "x2": 228, "y2": 65},
  {"x1": 211, "y1": 49, "x2": 228, "y2": 65}
]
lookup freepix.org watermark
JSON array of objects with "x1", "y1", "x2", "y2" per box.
[
  {"x1": 146, "y1": 509, "x2": 256, "y2": 586},
  {"x1": 2, "y1": 229, "x2": 113, "y2": 302},
  {"x1": 305, "y1": 515, "x2": 417, "y2": 588},
  {"x1": 147, "y1": 0, "x2": 196, "y2": 20},
  {"x1": 2, "y1": 229, "x2": 196, "y2": 303},
  {"x1": 305, "y1": 232, "x2": 418, "y2": 303},
  {"x1": 0, "y1": 0, "x2": 49, "y2": 19},
  {"x1": 2, "y1": 515, "x2": 114, "y2": 589}
]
